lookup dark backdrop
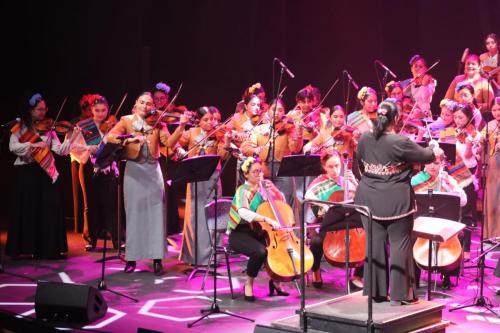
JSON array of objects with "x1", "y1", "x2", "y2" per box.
[{"x1": 1, "y1": 0, "x2": 498, "y2": 222}]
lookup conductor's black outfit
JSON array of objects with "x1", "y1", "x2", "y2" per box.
[{"x1": 355, "y1": 132, "x2": 434, "y2": 302}]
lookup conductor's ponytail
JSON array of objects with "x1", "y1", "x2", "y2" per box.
[{"x1": 373, "y1": 98, "x2": 400, "y2": 140}]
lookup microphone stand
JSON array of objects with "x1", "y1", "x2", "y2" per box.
[
  {"x1": 450, "y1": 77, "x2": 498, "y2": 317},
  {"x1": 188, "y1": 153, "x2": 254, "y2": 328},
  {"x1": 269, "y1": 67, "x2": 285, "y2": 182}
]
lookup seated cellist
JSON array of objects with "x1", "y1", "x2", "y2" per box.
[
  {"x1": 305, "y1": 151, "x2": 364, "y2": 290},
  {"x1": 228, "y1": 156, "x2": 290, "y2": 301}
]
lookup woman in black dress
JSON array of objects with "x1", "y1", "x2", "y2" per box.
[{"x1": 355, "y1": 99, "x2": 437, "y2": 305}]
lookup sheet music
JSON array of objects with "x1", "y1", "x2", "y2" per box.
[{"x1": 412, "y1": 216, "x2": 465, "y2": 242}]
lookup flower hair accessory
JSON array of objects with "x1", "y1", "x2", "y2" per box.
[
  {"x1": 29, "y1": 93, "x2": 43, "y2": 107},
  {"x1": 249, "y1": 82, "x2": 262, "y2": 94},
  {"x1": 241, "y1": 156, "x2": 257, "y2": 174},
  {"x1": 357, "y1": 86, "x2": 374, "y2": 101},
  {"x1": 155, "y1": 82, "x2": 171, "y2": 94}
]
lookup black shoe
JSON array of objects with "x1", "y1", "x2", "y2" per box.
[
  {"x1": 244, "y1": 294, "x2": 256, "y2": 302},
  {"x1": 372, "y1": 296, "x2": 389, "y2": 303},
  {"x1": 124, "y1": 261, "x2": 136, "y2": 273},
  {"x1": 442, "y1": 275, "x2": 451, "y2": 290},
  {"x1": 312, "y1": 270, "x2": 323, "y2": 289},
  {"x1": 269, "y1": 280, "x2": 290, "y2": 297},
  {"x1": 391, "y1": 297, "x2": 420, "y2": 306},
  {"x1": 153, "y1": 259, "x2": 164, "y2": 276}
]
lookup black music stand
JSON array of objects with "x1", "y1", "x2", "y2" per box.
[
  {"x1": 94, "y1": 142, "x2": 125, "y2": 262},
  {"x1": 277, "y1": 154, "x2": 322, "y2": 328},
  {"x1": 417, "y1": 142, "x2": 456, "y2": 165},
  {"x1": 93, "y1": 142, "x2": 137, "y2": 302},
  {"x1": 414, "y1": 191, "x2": 462, "y2": 300},
  {"x1": 172, "y1": 155, "x2": 219, "y2": 280}
]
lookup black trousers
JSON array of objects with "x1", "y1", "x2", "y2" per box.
[
  {"x1": 310, "y1": 207, "x2": 363, "y2": 279},
  {"x1": 361, "y1": 214, "x2": 417, "y2": 301},
  {"x1": 461, "y1": 181, "x2": 477, "y2": 252},
  {"x1": 228, "y1": 224, "x2": 267, "y2": 278}
]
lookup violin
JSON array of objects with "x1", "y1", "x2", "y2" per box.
[
  {"x1": 144, "y1": 109, "x2": 189, "y2": 127},
  {"x1": 456, "y1": 124, "x2": 477, "y2": 144},
  {"x1": 413, "y1": 73, "x2": 433, "y2": 87},
  {"x1": 322, "y1": 156, "x2": 365, "y2": 268},
  {"x1": 274, "y1": 116, "x2": 295, "y2": 134},
  {"x1": 99, "y1": 115, "x2": 118, "y2": 134},
  {"x1": 34, "y1": 118, "x2": 89, "y2": 135},
  {"x1": 331, "y1": 125, "x2": 356, "y2": 140},
  {"x1": 254, "y1": 180, "x2": 314, "y2": 282}
]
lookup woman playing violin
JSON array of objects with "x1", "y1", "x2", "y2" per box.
[
  {"x1": 347, "y1": 86, "x2": 378, "y2": 136},
  {"x1": 287, "y1": 86, "x2": 328, "y2": 142},
  {"x1": 455, "y1": 83, "x2": 484, "y2": 129},
  {"x1": 479, "y1": 33, "x2": 500, "y2": 90},
  {"x1": 228, "y1": 157, "x2": 289, "y2": 301},
  {"x1": 107, "y1": 91, "x2": 190, "y2": 275},
  {"x1": 7, "y1": 93, "x2": 80, "y2": 259},
  {"x1": 304, "y1": 152, "x2": 364, "y2": 289},
  {"x1": 400, "y1": 55, "x2": 436, "y2": 120},
  {"x1": 241, "y1": 98, "x2": 303, "y2": 208},
  {"x1": 178, "y1": 106, "x2": 230, "y2": 266},
  {"x1": 71, "y1": 95, "x2": 120, "y2": 251},
  {"x1": 304, "y1": 105, "x2": 357, "y2": 160},
  {"x1": 234, "y1": 82, "x2": 269, "y2": 115},
  {"x1": 445, "y1": 54, "x2": 495, "y2": 114}
]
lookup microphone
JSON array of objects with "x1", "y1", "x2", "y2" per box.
[
  {"x1": 116, "y1": 134, "x2": 134, "y2": 140},
  {"x1": 1, "y1": 117, "x2": 20, "y2": 128},
  {"x1": 274, "y1": 58, "x2": 295, "y2": 79},
  {"x1": 375, "y1": 60, "x2": 397, "y2": 78},
  {"x1": 343, "y1": 70, "x2": 359, "y2": 90}
]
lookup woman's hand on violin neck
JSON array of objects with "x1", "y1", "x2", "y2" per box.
[{"x1": 179, "y1": 111, "x2": 193, "y2": 126}]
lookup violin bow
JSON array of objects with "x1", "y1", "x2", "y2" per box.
[
  {"x1": 302, "y1": 78, "x2": 340, "y2": 122},
  {"x1": 113, "y1": 93, "x2": 128, "y2": 118},
  {"x1": 151, "y1": 83, "x2": 183, "y2": 129},
  {"x1": 403, "y1": 60, "x2": 440, "y2": 93},
  {"x1": 46, "y1": 97, "x2": 67, "y2": 147}
]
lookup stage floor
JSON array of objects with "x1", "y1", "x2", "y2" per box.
[{"x1": 0, "y1": 230, "x2": 498, "y2": 333}]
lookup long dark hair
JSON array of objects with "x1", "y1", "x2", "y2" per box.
[{"x1": 373, "y1": 98, "x2": 399, "y2": 139}]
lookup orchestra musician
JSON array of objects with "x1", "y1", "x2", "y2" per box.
[
  {"x1": 400, "y1": 54, "x2": 436, "y2": 120},
  {"x1": 71, "y1": 95, "x2": 120, "y2": 251},
  {"x1": 455, "y1": 82, "x2": 484, "y2": 129},
  {"x1": 241, "y1": 98, "x2": 303, "y2": 208},
  {"x1": 438, "y1": 103, "x2": 481, "y2": 260},
  {"x1": 479, "y1": 33, "x2": 500, "y2": 91},
  {"x1": 7, "y1": 93, "x2": 80, "y2": 259},
  {"x1": 354, "y1": 99, "x2": 437, "y2": 305},
  {"x1": 304, "y1": 152, "x2": 364, "y2": 289},
  {"x1": 235, "y1": 82, "x2": 269, "y2": 114},
  {"x1": 411, "y1": 149, "x2": 467, "y2": 289},
  {"x1": 385, "y1": 81, "x2": 403, "y2": 100},
  {"x1": 287, "y1": 86, "x2": 328, "y2": 142},
  {"x1": 227, "y1": 156, "x2": 289, "y2": 301},
  {"x1": 107, "y1": 91, "x2": 190, "y2": 275},
  {"x1": 427, "y1": 99, "x2": 459, "y2": 138},
  {"x1": 347, "y1": 86, "x2": 378, "y2": 137},
  {"x1": 482, "y1": 97, "x2": 500, "y2": 240},
  {"x1": 445, "y1": 54, "x2": 495, "y2": 114},
  {"x1": 178, "y1": 106, "x2": 230, "y2": 266}
]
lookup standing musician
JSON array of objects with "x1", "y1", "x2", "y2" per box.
[
  {"x1": 347, "y1": 86, "x2": 378, "y2": 137},
  {"x1": 439, "y1": 103, "x2": 481, "y2": 260},
  {"x1": 71, "y1": 95, "x2": 120, "y2": 251},
  {"x1": 455, "y1": 82, "x2": 485, "y2": 129},
  {"x1": 304, "y1": 105, "x2": 357, "y2": 161},
  {"x1": 178, "y1": 106, "x2": 230, "y2": 266},
  {"x1": 287, "y1": 86, "x2": 328, "y2": 142},
  {"x1": 69, "y1": 94, "x2": 94, "y2": 249},
  {"x1": 305, "y1": 152, "x2": 364, "y2": 289},
  {"x1": 411, "y1": 149, "x2": 467, "y2": 289},
  {"x1": 479, "y1": 33, "x2": 500, "y2": 92},
  {"x1": 153, "y1": 81, "x2": 182, "y2": 236},
  {"x1": 400, "y1": 54, "x2": 436, "y2": 120},
  {"x1": 445, "y1": 54, "x2": 495, "y2": 114},
  {"x1": 228, "y1": 156, "x2": 290, "y2": 301},
  {"x1": 235, "y1": 82, "x2": 269, "y2": 115},
  {"x1": 107, "y1": 92, "x2": 191, "y2": 275},
  {"x1": 229, "y1": 93, "x2": 265, "y2": 186},
  {"x1": 241, "y1": 98, "x2": 303, "y2": 207},
  {"x1": 481, "y1": 97, "x2": 500, "y2": 240},
  {"x1": 7, "y1": 93, "x2": 80, "y2": 259},
  {"x1": 354, "y1": 99, "x2": 437, "y2": 305},
  {"x1": 385, "y1": 81, "x2": 404, "y2": 100}
]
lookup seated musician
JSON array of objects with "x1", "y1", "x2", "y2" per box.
[
  {"x1": 228, "y1": 156, "x2": 290, "y2": 301},
  {"x1": 411, "y1": 149, "x2": 467, "y2": 290},
  {"x1": 304, "y1": 152, "x2": 364, "y2": 289}
]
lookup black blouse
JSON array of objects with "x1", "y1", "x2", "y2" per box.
[{"x1": 354, "y1": 132, "x2": 435, "y2": 220}]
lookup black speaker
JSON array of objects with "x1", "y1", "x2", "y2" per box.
[{"x1": 35, "y1": 281, "x2": 108, "y2": 324}]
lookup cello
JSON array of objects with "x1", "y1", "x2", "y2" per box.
[
  {"x1": 255, "y1": 180, "x2": 314, "y2": 282},
  {"x1": 322, "y1": 154, "x2": 366, "y2": 268}
]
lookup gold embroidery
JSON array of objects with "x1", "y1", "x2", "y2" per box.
[{"x1": 362, "y1": 160, "x2": 407, "y2": 175}]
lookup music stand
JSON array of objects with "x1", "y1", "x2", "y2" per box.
[
  {"x1": 172, "y1": 155, "x2": 219, "y2": 279},
  {"x1": 414, "y1": 191, "x2": 463, "y2": 300},
  {"x1": 94, "y1": 142, "x2": 125, "y2": 262},
  {"x1": 417, "y1": 142, "x2": 456, "y2": 165},
  {"x1": 277, "y1": 154, "x2": 323, "y2": 327}
]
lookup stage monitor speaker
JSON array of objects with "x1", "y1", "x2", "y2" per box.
[{"x1": 35, "y1": 281, "x2": 107, "y2": 324}]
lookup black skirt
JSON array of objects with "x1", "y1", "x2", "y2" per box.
[{"x1": 6, "y1": 163, "x2": 68, "y2": 259}]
